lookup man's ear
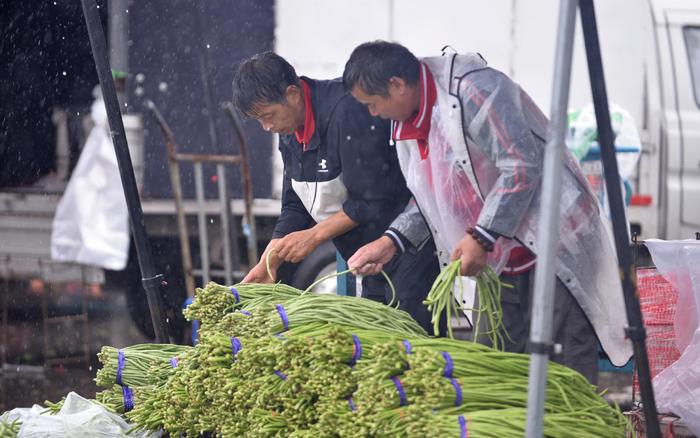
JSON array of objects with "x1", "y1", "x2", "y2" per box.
[
  {"x1": 388, "y1": 76, "x2": 408, "y2": 96},
  {"x1": 284, "y1": 84, "x2": 302, "y2": 105}
]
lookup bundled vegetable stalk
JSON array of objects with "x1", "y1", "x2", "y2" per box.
[
  {"x1": 68, "y1": 278, "x2": 629, "y2": 438},
  {"x1": 423, "y1": 261, "x2": 510, "y2": 348},
  {"x1": 254, "y1": 293, "x2": 428, "y2": 337},
  {"x1": 95, "y1": 343, "x2": 191, "y2": 388},
  {"x1": 375, "y1": 405, "x2": 628, "y2": 438},
  {"x1": 183, "y1": 282, "x2": 302, "y2": 326}
]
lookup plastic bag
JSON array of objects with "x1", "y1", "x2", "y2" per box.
[
  {"x1": 0, "y1": 392, "x2": 160, "y2": 437},
  {"x1": 646, "y1": 239, "x2": 700, "y2": 352},
  {"x1": 51, "y1": 94, "x2": 130, "y2": 271},
  {"x1": 566, "y1": 103, "x2": 642, "y2": 176},
  {"x1": 646, "y1": 239, "x2": 700, "y2": 435}
]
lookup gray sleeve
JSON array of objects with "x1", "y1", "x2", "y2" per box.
[
  {"x1": 387, "y1": 198, "x2": 432, "y2": 251},
  {"x1": 459, "y1": 68, "x2": 545, "y2": 238}
]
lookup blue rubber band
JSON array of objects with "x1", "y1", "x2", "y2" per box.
[
  {"x1": 442, "y1": 351, "x2": 454, "y2": 378},
  {"x1": 449, "y1": 378, "x2": 463, "y2": 407},
  {"x1": 122, "y1": 386, "x2": 134, "y2": 412},
  {"x1": 231, "y1": 337, "x2": 242, "y2": 359},
  {"x1": 275, "y1": 304, "x2": 289, "y2": 331},
  {"x1": 274, "y1": 370, "x2": 288, "y2": 381},
  {"x1": 348, "y1": 335, "x2": 362, "y2": 367},
  {"x1": 347, "y1": 397, "x2": 356, "y2": 412},
  {"x1": 458, "y1": 415, "x2": 468, "y2": 438},
  {"x1": 116, "y1": 350, "x2": 125, "y2": 385},
  {"x1": 230, "y1": 287, "x2": 240, "y2": 303},
  {"x1": 240, "y1": 310, "x2": 252, "y2": 316},
  {"x1": 170, "y1": 357, "x2": 178, "y2": 368},
  {"x1": 402, "y1": 340, "x2": 412, "y2": 355},
  {"x1": 390, "y1": 376, "x2": 407, "y2": 407}
]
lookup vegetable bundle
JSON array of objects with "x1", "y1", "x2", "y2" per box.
[{"x1": 31, "y1": 281, "x2": 628, "y2": 437}]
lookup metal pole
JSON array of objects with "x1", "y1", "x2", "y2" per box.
[
  {"x1": 146, "y1": 101, "x2": 197, "y2": 299},
  {"x1": 525, "y1": 0, "x2": 577, "y2": 436},
  {"x1": 216, "y1": 163, "x2": 234, "y2": 285},
  {"x1": 224, "y1": 104, "x2": 259, "y2": 268},
  {"x1": 194, "y1": 162, "x2": 211, "y2": 285},
  {"x1": 80, "y1": 0, "x2": 170, "y2": 343},
  {"x1": 579, "y1": 0, "x2": 661, "y2": 436}
]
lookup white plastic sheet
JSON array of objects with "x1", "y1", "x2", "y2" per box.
[
  {"x1": 646, "y1": 239, "x2": 700, "y2": 436},
  {"x1": 51, "y1": 94, "x2": 130, "y2": 271},
  {"x1": 0, "y1": 392, "x2": 160, "y2": 437}
]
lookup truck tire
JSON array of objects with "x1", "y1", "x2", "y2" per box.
[{"x1": 291, "y1": 240, "x2": 338, "y2": 292}]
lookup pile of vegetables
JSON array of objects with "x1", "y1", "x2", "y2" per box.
[{"x1": 28, "y1": 280, "x2": 627, "y2": 437}]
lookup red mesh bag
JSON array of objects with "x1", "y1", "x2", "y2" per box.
[{"x1": 633, "y1": 267, "x2": 681, "y2": 399}]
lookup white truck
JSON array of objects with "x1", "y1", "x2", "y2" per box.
[{"x1": 275, "y1": 0, "x2": 700, "y2": 241}]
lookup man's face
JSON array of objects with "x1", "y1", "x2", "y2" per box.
[
  {"x1": 350, "y1": 77, "x2": 416, "y2": 122},
  {"x1": 249, "y1": 86, "x2": 303, "y2": 135}
]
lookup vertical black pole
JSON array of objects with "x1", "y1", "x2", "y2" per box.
[
  {"x1": 579, "y1": 1, "x2": 660, "y2": 436},
  {"x1": 80, "y1": 0, "x2": 170, "y2": 343}
]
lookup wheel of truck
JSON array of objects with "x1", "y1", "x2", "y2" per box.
[{"x1": 291, "y1": 240, "x2": 338, "y2": 294}]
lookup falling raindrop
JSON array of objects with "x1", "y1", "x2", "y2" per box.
[
  {"x1": 62, "y1": 71, "x2": 67, "y2": 76},
  {"x1": 206, "y1": 44, "x2": 211, "y2": 49}
]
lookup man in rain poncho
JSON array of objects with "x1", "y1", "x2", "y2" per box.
[
  {"x1": 343, "y1": 41, "x2": 633, "y2": 383},
  {"x1": 231, "y1": 52, "x2": 440, "y2": 332}
]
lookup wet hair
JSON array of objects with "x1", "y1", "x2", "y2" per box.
[
  {"x1": 343, "y1": 40, "x2": 421, "y2": 97},
  {"x1": 232, "y1": 51, "x2": 300, "y2": 116}
]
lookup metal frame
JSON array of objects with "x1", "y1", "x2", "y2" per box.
[
  {"x1": 81, "y1": 0, "x2": 170, "y2": 343},
  {"x1": 147, "y1": 101, "x2": 258, "y2": 295},
  {"x1": 526, "y1": 1, "x2": 660, "y2": 436}
]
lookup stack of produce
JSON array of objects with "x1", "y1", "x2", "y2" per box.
[{"x1": 30, "y1": 280, "x2": 627, "y2": 437}]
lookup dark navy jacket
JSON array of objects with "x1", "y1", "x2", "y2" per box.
[{"x1": 272, "y1": 77, "x2": 411, "y2": 261}]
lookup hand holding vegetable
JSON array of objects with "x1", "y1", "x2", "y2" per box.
[
  {"x1": 243, "y1": 262, "x2": 276, "y2": 283},
  {"x1": 348, "y1": 235, "x2": 396, "y2": 276},
  {"x1": 451, "y1": 233, "x2": 487, "y2": 276},
  {"x1": 274, "y1": 228, "x2": 320, "y2": 263}
]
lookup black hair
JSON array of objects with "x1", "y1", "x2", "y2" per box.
[
  {"x1": 232, "y1": 51, "x2": 300, "y2": 116},
  {"x1": 342, "y1": 40, "x2": 421, "y2": 97}
]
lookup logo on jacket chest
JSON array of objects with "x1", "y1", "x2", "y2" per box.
[{"x1": 318, "y1": 159, "x2": 328, "y2": 172}]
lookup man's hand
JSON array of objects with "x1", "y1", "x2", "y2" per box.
[
  {"x1": 451, "y1": 234, "x2": 488, "y2": 277},
  {"x1": 348, "y1": 236, "x2": 397, "y2": 276},
  {"x1": 242, "y1": 262, "x2": 275, "y2": 283},
  {"x1": 274, "y1": 229, "x2": 320, "y2": 263}
]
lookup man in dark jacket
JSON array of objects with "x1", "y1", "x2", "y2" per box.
[{"x1": 231, "y1": 52, "x2": 439, "y2": 332}]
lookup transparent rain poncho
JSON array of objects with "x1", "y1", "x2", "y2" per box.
[{"x1": 392, "y1": 54, "x2": 633, "y2": 366}]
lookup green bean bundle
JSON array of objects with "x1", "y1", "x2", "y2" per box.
[
  {"x1": 423, "y1": 261, "x2": 509, "y2": 348},
  {"x1": 95, "y1": 343, "x2": 191, "y2": 388},
  {"x1": 379, "y1": 405, "x2": 627, "y2": 438},
  {"x1": 183, "y1": 281, "x2": 302, "y2": 325},
  {"x1": 259, "y1": 293, "x2": 427, "y2": 337}
]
